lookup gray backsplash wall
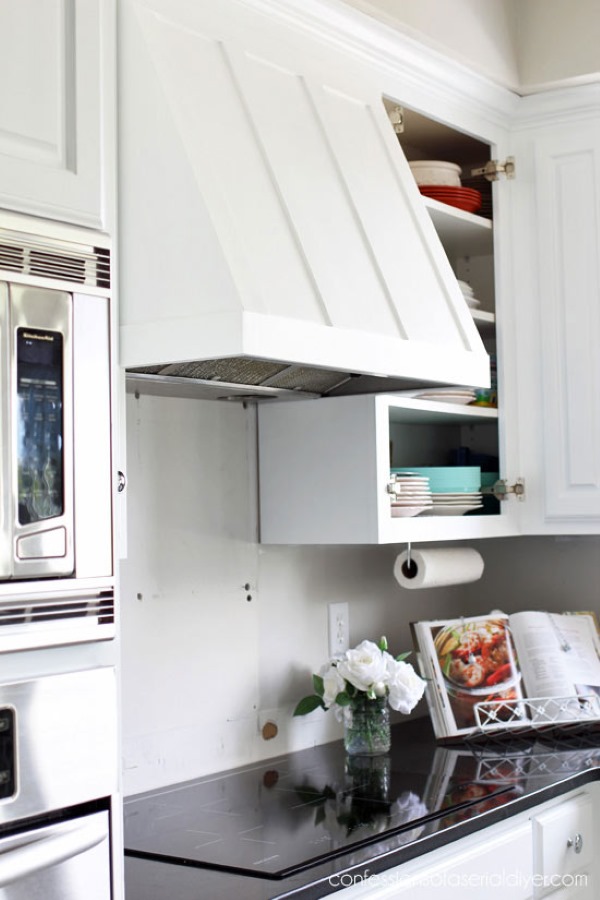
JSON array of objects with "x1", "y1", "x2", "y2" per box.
[
  {"x1": 463, "y1": 535, "x2": 600, "y2": 615},
  {"x1": 119, "y1": 393, "x2": 600, "y2": 795}
]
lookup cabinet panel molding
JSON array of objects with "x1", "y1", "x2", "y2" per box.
[
  {"x1": 0, "y1": 0, "x2": 114, "y2": 229},
  {"x1": 0, "y1": 0, "x2": 76, "y2": 169},
  {"x1": 534, "y1": 129, "x2": 600, "y2": 521}
]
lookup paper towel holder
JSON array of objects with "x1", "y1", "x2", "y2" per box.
[{"x1": 401, "y1": 542, "x2": 418, "y2": 580}]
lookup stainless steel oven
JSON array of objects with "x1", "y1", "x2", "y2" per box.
[
  {"x1": 0, "y1": 667, "x2": 117, "y2": 899},
  {"x1": 0, "y1": 282, "x2": 74, "y2": 580},
  {"x1": 0, "y1": 812, "x2": 111, "y2": 899},
  {"x1": 0, "y1": 279, "x2": 112, "y2": 583},
  {"x1": 0, "y1": 218, "x2": 116, "y2": 651}
]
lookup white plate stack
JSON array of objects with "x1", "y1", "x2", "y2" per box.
[
  {"x1": 457, "y1": 279, "x2": 481, "y2": 310},
  {"x1": 428, "y1": 491, "x2": 483, "y2": 516},
  {"x1": 412, "y1": 387, "x2": 476, "y2": 405},
  {"x1": 389, "y1": 473, "x2": 432, "y2": 518}
]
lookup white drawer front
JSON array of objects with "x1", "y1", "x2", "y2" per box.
[{"x1": 532, "y1": 793, "x2": 593, "y2": 897}]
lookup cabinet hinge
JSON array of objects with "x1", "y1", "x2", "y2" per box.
[
  {"x1": 482, "y1": 478, "x2": 525, "y2": 502},
  {"x1": 388, "y1": 105, "x2": 404, "y2": 135},
  {"x1": 471, "y1": 157, "x2": 515, "y2": 182}
]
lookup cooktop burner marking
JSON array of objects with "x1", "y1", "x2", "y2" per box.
[
  {"x1": 153, "y1": 811, "x2": 184, "y2": 822},
  {"x1": 183, "y1": 829, "x2": 222, "y2": 849},
  {"x1": 239, "y1": 825, "x2": 277, "y2": 845},
  {"x1": 308, "y1": 835, "x2": 335, "y2": 846},
  {"x1": 253, "y1": 855, "x2": 281, "y2": 866},
  {"x1": 196, "y1": 799, "x2": 244, "y2": 816}
]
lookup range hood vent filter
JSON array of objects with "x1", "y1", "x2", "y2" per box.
[{"x1": 129, "y1": 357, "x2": 353, "y2": 397}]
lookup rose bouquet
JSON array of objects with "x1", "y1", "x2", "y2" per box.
[
  {"x1": 294, "y1": 760, "x2": 429, "y2": 839},
  {"x1": 294, "y1": 636, "x2": 426, "y2": 755}
]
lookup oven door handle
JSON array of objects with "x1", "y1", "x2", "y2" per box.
[{"x1": 0, "y1": 814, "x2": 107, "y2": 886}]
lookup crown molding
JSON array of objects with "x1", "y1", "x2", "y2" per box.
[
  {"x1": 234, "y1": 0, "x2": 597, "y2": 134},
  {"x1": 236, "y1": 0, "x2": 519, "y2": 127},
  {"x1": 513, "y1": 80, "x2": 600, "y2": 129}
]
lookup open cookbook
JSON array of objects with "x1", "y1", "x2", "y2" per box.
[{"x1": 411, "y1": 611, "x2": 600, "y2": 740}]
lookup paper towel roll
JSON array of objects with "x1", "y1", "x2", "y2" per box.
[{"x1": 393, "y1": 547, "x2": 484, "y2": 589}]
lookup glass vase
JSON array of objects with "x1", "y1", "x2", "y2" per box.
[
  {"x1": 345, "y1": 754, "x2": 391, "y2": 801},
  {"x1": 342, "y1": 695, "x2": 391, "y2": 756}
]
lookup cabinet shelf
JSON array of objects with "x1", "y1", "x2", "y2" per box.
[
  {"x1": 424, "y1": 197, "x2": 493, "y2": 257},
  {"x1": 471, "y1": 309, "x2": 496, "y2": 337},
  {"x1": 387, "y1": 397, "x2": 497, "y2": 425}
]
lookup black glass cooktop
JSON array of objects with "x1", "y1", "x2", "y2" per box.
[{"x1": 124, "y1": 722, "x2": 526, "y2": 881}]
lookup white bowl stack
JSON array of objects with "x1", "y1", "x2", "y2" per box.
[{"x1": 408, "y1": 160, "x2": 462, "y2": 187}]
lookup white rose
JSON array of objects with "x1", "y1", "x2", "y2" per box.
[
  {"x1": 372, "y1": 681, "x2": 387, "y2": 698},
  {"x1": 337, "y1": 640, "x2": 388, "y2": 694},
  {"x1": 319, "y1": 662, "x2": 346, "y2": 708},
  {"x1": 385, "y1": 657, "x2": 426, "y2": 714},
  {"x1": 393, "y1": 791, "x2": 430, "y2": 825}
]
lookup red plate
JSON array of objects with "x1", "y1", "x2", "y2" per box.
[
  {"x1": 419, "y1": 186, "x2": 481, "y2": 198},
  {"x1": 419, "y1": 185, "x2": 482, "y2": 214}
]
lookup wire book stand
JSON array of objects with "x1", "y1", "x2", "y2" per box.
[
  {"x1": 463, "y1": 694, "x2": 600, "y2": 753},
  {"x1": 474, "y1": 694, "x2": 600, "y2": 730}
]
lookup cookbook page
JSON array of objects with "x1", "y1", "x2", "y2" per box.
[
  {"x1": 510, "y1": 611, "x2": 600, "y2": 703},
  {"x1": 412, "y1": 614, "x2": 524, "y2": 739}
]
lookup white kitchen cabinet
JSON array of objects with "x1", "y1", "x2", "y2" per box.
[
  {"x1": 0, "y1": 0, "x2": 115, "y2": 231},
  {"x1": 332, "y1": 815, "x2": 533, "y2": 897},
  {"x1": 531, "y1": 792, "x2": 594, "y2": 898},
  {"x1": 373, "y1": 821, "x2": 533, "y2": 898},
  {"x1": 332, "y1": 786, "x2": 597, "y2": 900},
  {"x1": 259, "y1": 393, "x2": 513, "y2": 544},
  {"x1": 509, "y1": 88, "x2": 600, "y2": 534}
]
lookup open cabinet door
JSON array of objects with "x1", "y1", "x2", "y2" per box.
[{"x1": 119, "y1": 0, "x2": 488, "y2": 388}]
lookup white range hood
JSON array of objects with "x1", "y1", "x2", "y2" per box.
[{"x1": 118, "y1": 0, "x2": 490, "y2": 399}]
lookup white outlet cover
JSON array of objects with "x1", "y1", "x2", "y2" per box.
[{"x1": 328, "y1": 602, "x2": 349, "y2": 657}]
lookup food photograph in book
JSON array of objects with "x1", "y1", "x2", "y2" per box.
[{"x1": 413, "y1": 615, "x2": 524, "y2": 738}]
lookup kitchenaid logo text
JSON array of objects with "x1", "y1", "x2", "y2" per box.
[
  {"x1": 22, "y1": 332, "x2": 54, "y2": 341},
  {"x1": 328, "y1": 869, "x2": 588, "y2": 891}
]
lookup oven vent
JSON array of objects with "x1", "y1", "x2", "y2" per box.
[
  {"x1": 0, "y1": 230, "x2": 110, "y2": 289},
  {"x1": 0, "y1": 589, "x2": 115, "y2": 652}
]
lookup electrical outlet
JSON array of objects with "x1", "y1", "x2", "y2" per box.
[{"x1": 328, "y1": 602, "x2": 349, "y2": 658}]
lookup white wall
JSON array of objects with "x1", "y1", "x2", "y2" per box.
[
  {"x1": 515, "y1": 0, "x2": 600, "y2": 91},
  {"x1": 341, "y1": 0, "x2": 600, "y2": 92},
  {"x1": 119, "y1": 394, "x2": 600, "y2": 796}
]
